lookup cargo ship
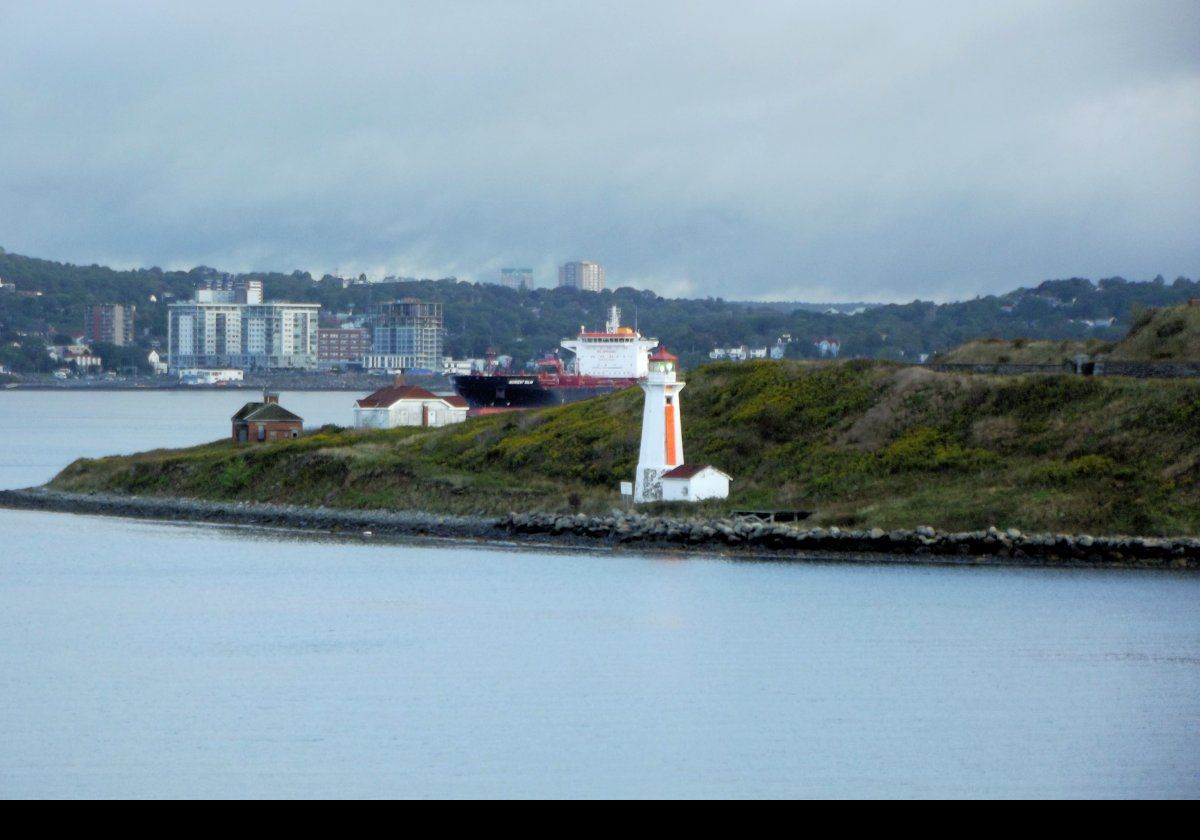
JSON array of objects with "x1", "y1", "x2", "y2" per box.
[{"x1": 453, "y1": 307, "x2": 658, "y2": 409}]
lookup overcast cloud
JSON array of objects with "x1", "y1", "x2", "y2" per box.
[{"x1": 1, "y1": 1, "x2": 1197, "y2": 300}]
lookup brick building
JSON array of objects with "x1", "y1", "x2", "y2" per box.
[
  {"x1": 84, "y1": 304, "x2": 136, "y2": 346},
  {"x1": 231, "y1": 393, "x2": 303, "y2": 443},
  {"x1": 317, "y1": 327, "x2": 371, "y2": 364}
]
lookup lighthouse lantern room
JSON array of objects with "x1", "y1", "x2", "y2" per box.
[{"x1": 633, "y1": 348, "x2": 729, "y2": 504}]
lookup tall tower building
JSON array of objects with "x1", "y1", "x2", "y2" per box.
[
  {"x1": 366, "y1": 298, "x2": 444, "y2": 370},
  {"x1": 558, "y1": 260, "x2": 605, "y2": 292},
  {"x1": 634, "y1": 348, "x2": 686, "y2": 503},
  {"x1": 84, "y1": 304, "x2": 136, "y2": 346}
]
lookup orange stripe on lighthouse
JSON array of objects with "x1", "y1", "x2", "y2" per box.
[{"x1": 665, "y1": 401, "x2": 677, "y2": 465}]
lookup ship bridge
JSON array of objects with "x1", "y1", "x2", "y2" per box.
[{"x1": 560, "y1": 306, "x2": 658, "y2": 379}]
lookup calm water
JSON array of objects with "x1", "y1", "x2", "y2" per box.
[
  {"x1": 0, "y1": 389, "x2": 360, "y2": 491},
  {"x1": 0, "y1": 391, "x2": 1198, "y2": 798}
]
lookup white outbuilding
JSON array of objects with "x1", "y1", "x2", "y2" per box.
[
  {"x1": 354, "y1": 381, "x2": 469, "y2": 429},
  {"x1": 660, "y1": 464, "x2": 732, "y2": 502}
]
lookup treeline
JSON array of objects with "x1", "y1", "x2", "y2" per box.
[{"x1": 1, "y1": 247, "x2": 1197, "y2": 371}]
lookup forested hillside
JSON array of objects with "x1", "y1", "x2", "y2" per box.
[{"x1": 1, "y1": 247, "x2": 1196, "y2": 371}]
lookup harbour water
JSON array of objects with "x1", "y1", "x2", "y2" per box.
[{"x1": 1, "y1": 391, "x2": 1198, "y2": 798}]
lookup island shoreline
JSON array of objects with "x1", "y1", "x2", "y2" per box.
[{"x1": 2, "y1": 487, "x2": 1195, "y2": 570}]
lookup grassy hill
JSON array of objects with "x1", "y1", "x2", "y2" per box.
[
  {"x1": 934, "y1": 303, "x2": 1200, "y2": 365},
  {"x1": 1108, "y1": 304, "x2": 1200, "y2": 361},
  {"x1": 50, "y1": 360, "x2": 1200, "y2": 537}
]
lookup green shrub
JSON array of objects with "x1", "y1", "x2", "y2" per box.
[
  {"x1": 879, "y1": 427, "x2": 998, "y2": 472},
  {"x1": 1033, "y1": 454, "x2": 1132, "y2": 485},
  {"x1": 218, "y1": 458, "x2": 252, "y2": 493},
  {"x1": 1156, "y1": 319, "x2": 1186, "y2": 339},
  {"x1": 991, "y1": 376, "x2": 1101, "y2": 419}
]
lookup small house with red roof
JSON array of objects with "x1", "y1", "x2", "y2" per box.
[
  {"x1": 231, "y1": 392, "x2": 303, "y2": 443},
  {"x1": 354, "y1": 378, "x2": 469, "y2": 429},
  {"x1": 660, "y1": 464, "x2": 732, "y2": 502}
]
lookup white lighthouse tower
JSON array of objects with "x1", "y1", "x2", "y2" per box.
[
  {"x1": 631, "y1": 347, "x2": 731, "y2": 504},
  {"x1": 634, "y1": 348, "x2": 687, "y2": 503}
]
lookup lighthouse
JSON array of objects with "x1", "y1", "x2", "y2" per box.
[
  {"x1": 632, "y1": 347, "x2": 731, "y2": 504},
  {"x1": 634, "y1": 348, "x2": 687, "y2": 502}
]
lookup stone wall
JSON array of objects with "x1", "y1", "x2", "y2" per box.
[
  {"x1": 929, "y1": 360, "x2": 1200, "y2": 379},
  {"x1": 929, "y1": 363, "x2": 1072, "y2": 376},
  {"x1": 1094, "y1": 360, "x2": 1200, "y2": 379}
]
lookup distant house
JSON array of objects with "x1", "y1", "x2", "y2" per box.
[
  {"x1": 231, "y1": 393, "x2": 303, "y2": 443},
  {"x1": 47, "y1": 344, "x2": 92, "y2": 364},
  {"x1": 354, "y1": 380, "x2": 469, "y2": 429},
  {"x1": 814, "y1": 337, "x2": 841, "y2": 358},
  {"x1": 660, "y1": 464, "x2": 731, "y2": 502},
  {"x1": 63, "y1": 348, "x2": 102, "y2": 371},
  {"x1": 147, "y1": 350, "x2": 168, "y2": 375}
]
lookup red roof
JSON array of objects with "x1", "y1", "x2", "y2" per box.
[
  {"x1": 663, "y1": 464, "x2": 717, "y2": 479},
  {"x1": 649, "y1": 347, "x2": 677, "y2": 362},
  {"x1": 356, "y1": 384, "x2": 467, "y2": 409}
]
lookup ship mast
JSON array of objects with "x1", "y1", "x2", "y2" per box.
[{"x1": 606, "y1": 306, "x2": 621, "y2": 334}]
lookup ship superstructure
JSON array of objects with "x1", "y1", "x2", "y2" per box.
[
  {"x1": 559, "y1": 307, "x2": 658, "y2": 379},
  {"x1": 452, "y1": 307, "x2": 659, "y2": 410}
]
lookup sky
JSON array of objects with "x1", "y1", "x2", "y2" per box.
[{"x1": 1, "y1": 1, "x2": 1197, "y2": 302}]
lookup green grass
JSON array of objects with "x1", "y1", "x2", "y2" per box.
[
  {"x1": 935, "y1": 303, "x2": 1200, "y2": 365},
  {"x1": 48, "y1": 360, "x2": 1200, "y2": 536},
  {"x1": 1108, "y1": 304, "x2": 1200, "y2": 361}
]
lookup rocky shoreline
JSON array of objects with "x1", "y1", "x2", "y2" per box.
[
  {"x1": 0, "y1": 487, "x2": 496, "y2": 541},
  {"x1": 1, "y1": 487, "x2": 1197, "y2": 568},
  {"x1": 503, "y1": 511, "x2": 1199, "y2": 567}
]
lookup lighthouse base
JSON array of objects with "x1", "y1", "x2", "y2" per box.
[{"x1": 633, "y1": 465, "x2": 666, "y2": 504}]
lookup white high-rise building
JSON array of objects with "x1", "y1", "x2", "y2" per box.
[
  {"x1": 558, "y1": 260, "x2": 605, "y2": 292},
  {"x1": 168, "y1": 280, "x2": 319, "y2": 373}
]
